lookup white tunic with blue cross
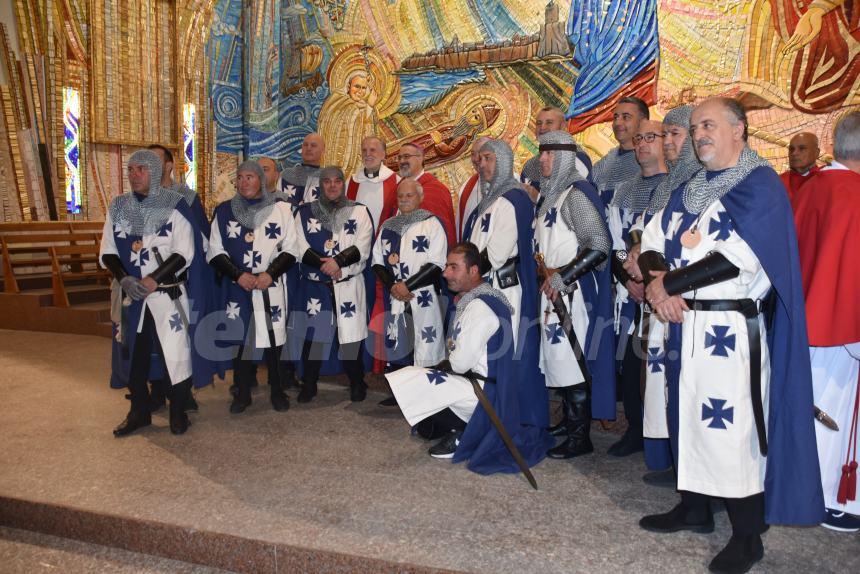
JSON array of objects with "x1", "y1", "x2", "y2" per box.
[
  {"x1": 207, "y1": 201, "x2": 298, "y2": 349},
  {"x1": 641, "y1": 196, "x2": 772, "y2": 499},
  {"x1": 293, "y1": 202, "x2": 374, "y2": 345},
  {"x1": 100, "y1": 208, "x2": 195, "y2": 384},
  {"x1": 372, "y1": 215, "x2": 447, "y2": 367}
]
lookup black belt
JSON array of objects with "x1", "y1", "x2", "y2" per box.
[{"x1": 683, "y1": 298, "x2": 768, "y2": 456}]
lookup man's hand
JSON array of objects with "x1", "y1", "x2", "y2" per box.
[
  {"x1": 646, "y1": 270, "x2": 688, "y2": 323},
  {"x1": 623, "y1": 244, "x2": 642, "y2": 280},
  {"x1": 255, "y1": 272, "x2": 274, "y2": 290},
  {"x1": 625, "y1": 279, "x2": 645, "y2": 303},
  {"x1": 540, "y1": 272, "x2": 559, "y2": 302},
  {"x1": 140, "y1": 276, "x2": 158, "y2": 294},
  {"x1": 391, "y1": 282, "x2": 413, "y2": 302},
  {"x1": 320, "y1": 257, "x2": 341, "y2": 278},
  {"x1": 237, "y1": 272, "x2": 257, "y2": 292}
]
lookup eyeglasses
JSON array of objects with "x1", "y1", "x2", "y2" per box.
[
  {"x1": 633, "y1": 133, "x2": 664, "y2": 144},
  {"x1": 397, "y1": 154, "x2": 420, "y2": 161}
]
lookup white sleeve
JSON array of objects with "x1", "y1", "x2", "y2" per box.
[
  {"x1": 487, "y1": 199, "x2": 519, "y2": 268},
  {"x1": 207, "y1": 209, "x2": 227, "y2": 263},
  {"x1": 641, "y1": 207, "x2": 666, "y2": 255},
  {"x1": 607, "y1": 206, "x2": 625, "y2": 250},
  {"x1": 274, "y1": 203, "x2": 300, "y2": 260},
  {"x1": 165, "y1": 211, "x2": 194, "y2": 274},
  {"x1": 341, "y1": 206, "x2": 374, "y2": 276},
  {"x1": 99, "y1": 212, "x2": 118, "y2": 264},
  {"x1": 428, "y1": 218, "x2": 447, "y2": 269},
  {"x1": 449, "y1": 300, "x2": 499, "y2": 374},
  {"x1": 371, "y1": 229, "x2": 383, "y2": 267},
  {"x1": 293, "y1": 210, "x2": 311, "y2": 258},
  {"x1": 711, "y1": 213, "x2": 763, "y2": 284}
]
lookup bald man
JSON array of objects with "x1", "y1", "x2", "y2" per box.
[
  {"x1": 346, "y1": 136, "x2": 398, "y2": 233},
  {"x1": 280, "y1": 133, "x2": 325, "y2": 208},
  {"x1": 780, "y1": 132, "x2": 821, "y2": 201},
  {"x1": 456, "y1": 136, "x2": 491, "y2": 240}
]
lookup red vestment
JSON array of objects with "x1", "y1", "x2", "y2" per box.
[
  {"x1": 457, "y1": 173, "x2": 480, "y2": 241},
  {"x1": 780, "y1": 166, "x2": 820, "y2": 203},
  {"x1": 793, "y1": 167, "x2": 860, "y2": 346},
  {"x1": 415, "y1": 172, "x2": 456, "y2": 249}
]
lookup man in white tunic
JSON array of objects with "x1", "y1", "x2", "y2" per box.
[
  {"x1": 793, "y1": 111, "x2": 860, "y2": 532},
  {"x1": 637, "y1": 98, "x2": 823, "y2": 573},
  {"x1": 386, "y1": 243, "x2": 552, "y2": 470},
  {"x1": 100, "y1": 150, "x2": 198, "y2": 436},
  {"x1": 520, "y1": 106, "x2": 592, "y2": 197},
  {"x1": 279, "y1": 133, "x2": 324, "y2": 209},
  {"x1": 534, "y1": 130, "x2": 615, "y2": 459}
]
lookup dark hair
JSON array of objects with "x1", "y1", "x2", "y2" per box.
[
  {"x1": 718, "y1": 98, "x2": 749, "y2": 141},
  {"x1": 449, "y1": 242, "x2": 480, "y2": 270},
  {"x1": 147, "y1": 144, "x2": 174, "y2": 164},
  {"x1": 618, "y1": 97, "x2": 650, "y2": 119}
]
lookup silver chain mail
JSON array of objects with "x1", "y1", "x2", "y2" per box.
[
  {"x1": 171, "y1": 181, "x2": 198, "y2": 206},
  {"x1": 520, "y1": 154, "x2": 542, "y2": 184},
  {"x1": 109, "y1": 150, "x2": 182, "y2": 237},
  {"x1": 591, "y1": 146, "x2": 641, "y2": 193},
  {"x1": 611, "y1": 173, "x2": 667, "y2": 213},
  {"x1": 559, "y1": 189, "x2": 611, "y2": 257},
  {"x1": 310, "y1": 196, "x2": 358, "y2": 233},
  {"x1": 537, "y1": 130, "x2": 583, "y2": 219},
  {"x1": 230, "y1": 160, "x2": 277, "y2": 230},
  {"x1": 648, "y1": 105, "x2": 701, "y2": 214},
  {"x1": 682, "y1": 147, "x2": 771, "y2": 214},
  {"x1": 472, "y1": 139, "x2": 523, "y2": 221},
  {"x1": 453, "y1": 282, "x2": 514, "y2": 327},
  {"x1": 380, "y1": 208, "x2": 433, "y2": 236},
  {"x1": 281, "y1": 163, "x2": 320, "y2": 187}
]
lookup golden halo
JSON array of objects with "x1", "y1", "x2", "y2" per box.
[{"x1": 326, "y1": 44, "x2": 400, "y2": 119}]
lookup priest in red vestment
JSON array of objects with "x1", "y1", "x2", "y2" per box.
[
  {"x1": 793, "y1": 111, "x2": 860, "y2": 532},
  {"x1": 780, "y1": 132, "x2": 821, "y2": 202},
  {"x1": 346, "y1": 135, "x2": 398, "y2": 235},
  {"x1": 396, "y1": 142, "x2": 456, "y2": 249}
]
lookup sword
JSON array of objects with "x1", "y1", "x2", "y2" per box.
[
  {"x1": 457, "y1": 369, "x2": 539, "y2": 490},
  {"x1": 534, "y1": 253, "x2": 592, "y2": 385},
  {"x1": 814, "y1": 405, "x2": 839, "y2": 431},
  {"x1": 261, "y1": 287, "x2": 284, "y2": 382},
  {"x1": 152, "y1": 247, "x2": 190, "y2": 330}
]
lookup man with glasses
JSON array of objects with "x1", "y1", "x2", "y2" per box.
[
  {"x1": 606, "y1": 120, "x2": 668, "y2": 458},
  {"x1": 397, "y1": 142, "x2": 456, "y2": 248}
]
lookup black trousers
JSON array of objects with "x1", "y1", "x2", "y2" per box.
[
  {"x1": 619, "y1": 331, "x2": 643, "y2": 434},
  {"x1": 415, "y1": 408, "x2": 467, "y2": 440},
  {"x1": 234, "y1": 345, "x2": 282, "y2": 389},
  {"x1": 681, "y1": 490, "x2": 766, "y2": 535},
  {"x1": 128, "y1": 309, "x2": 169, "y2": 413},
  {"x1": 301, "y1": 339, "x2": 365, "y2": 385}
]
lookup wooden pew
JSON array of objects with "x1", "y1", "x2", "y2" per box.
[{"x1": 48, "y1": 244, "x2": 111, "y2": 307}]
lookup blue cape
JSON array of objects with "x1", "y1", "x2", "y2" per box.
[
  {"x1": 661, "y1": 166, "x2": 823, "y2": 525},
  {"x1": 453, "y1": 292, "x2": 553, "y2": 474},
  {"x1": 572, "y1": 180, "x2": 617, "y2": 419}
]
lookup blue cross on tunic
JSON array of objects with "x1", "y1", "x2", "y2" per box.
[
  {"x1": 701, "y1": 398, "x2": 734, "y2": 429},
  {"x1": 705, "y1": 325, "x2": 736, "y2": 357},
  {"x1": 426, "y1": 369, "x2": 447, "y2": 385}
]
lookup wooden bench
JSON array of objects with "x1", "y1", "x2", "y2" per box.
[
  {"x1": 49, "y1": 244, "x2": 111, "y2": 307},
  {"x1": 0, "y1": 222, "x2": 105, "y2": 293}
]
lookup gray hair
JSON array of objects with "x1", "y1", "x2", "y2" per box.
[
  {"x1": 398, "y1": 177, "x2": 424, "y2": 197},
  {"x1": 716, "y1": 97, "x2": 749, "y2": 141},
  {"x1": 834, "y1": 111, "x2": 860, "y2": 161},
  {"x1": 362, "y1": 135, "x2": 387, "y2": 152}
]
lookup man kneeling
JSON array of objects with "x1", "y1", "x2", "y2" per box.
[{"x1": 386, "y1": 242, "x2": 551, "y2": 473}]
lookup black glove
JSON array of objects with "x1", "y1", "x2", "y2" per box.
[{"x1": 209, "y1": 253, "x2": 242, "y2": 281}]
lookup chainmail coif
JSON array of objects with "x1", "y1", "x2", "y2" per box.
[
  {"x1": 648, "y1": 105, "x2": 702, "y2": 214},
  {"x1": 109, "y1": 149, "x2": 182, "y2": 236},
  {"x1": 230, "y1": 160, "x2": 276, "y2": 230},
  {"x1": 472, "y1": 139, "x2": 523, "y2": 220}
]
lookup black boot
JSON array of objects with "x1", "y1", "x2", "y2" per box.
[
  {"x1": 230, "y1": 369, "x2": 252, "y2": 414},
  {"x1": 639, "y1": 501, "x2": 715, "y2": 534},
  {"x1": 185, "y1": 385, "x2": 199, "y2": 413},
  {"x1": 113, "y1": 409, "x2": 152, "y2": 437},
  {"x1": 607, "y1": 428, "x2": 644, "y2": 457},
  {"x1": 547, "y1": 387, "x2": 574, "y2": 437},
  {"x1": 708, "y1": 534, "x2": 763, "y2": 573},
  {"x1": 269, "y1": 376, "x2": 290, "y2": 412},
  {"x1": 297, "y1": 379, "x2": 318, "y2": 403},
  {"x1": 148, "y1": 380, "x2": 167, "y2": 412},
  {"x1": 169, "y1": 379, "x2": 191, "y2": 435},
  {"x1": 547, "y1": 383, "x2": 593, "y2": 458},
  {"x1": 350, "y1": 379, "x2": 368, "y2": 402},
  {"x1": 281, "y1": 361, "x2": 300, "y2": 390}
]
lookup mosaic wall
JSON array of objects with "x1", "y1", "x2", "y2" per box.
[{"x1": 0, "y1": 1, "x2": 856, "y2": 221}]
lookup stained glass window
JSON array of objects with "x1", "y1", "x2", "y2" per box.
[
  {"x1": 183, "y1": 103, "x2": 196, "y2": 190},
  {"x1": 63, "y1": 87, "x2": 81, "y2": 214}
]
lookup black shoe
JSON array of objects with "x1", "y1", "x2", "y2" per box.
[
  {"x1": 639, "y1": 503, "x2": 714, "y2": 534},
  {"x1": 547, "y1": 432, "x2": 594, "y2": 458},
  {"x1": 643, "y1": 468, "x2": 676, "y2": 488},
  {"x1": 148, "y1": 393, "x2": 166, "y2": 413},
  {"x1": 185, "y1": 391, "x2": 198, "y2": 413},
  {"x1": 429, "y1": 430, "x2": 463, "y2": 459},
  {"x1": 350, "y1": 380, "x2": 367, "y2": 402},
  {"x1": 708, "y1": 535, "x2": 763, "y2": 574},
  {"x1": 297, "y1": 381, "x2": 317, "y2": 403},
  {"x1": 170, "y1": 412, "x2": 190, "y2": 435},
  {"x1": 230, "y1": 394, "x2": 251, "y2": 414},
  {"x1": 229, "y1": 383, "x2": 239, "y2": 398},
  {"x1": 281, "y1": 367, "x2": 300, "y2": 390},
  {"x1": 378, "y1": 395, "x2": 398, "y2": 407},
  {"x1": 113, "y1": 411, "x2": 152, "y2": 437},
  {"x1": 607, "y1": 432, "x2": 644, "y2": 457},
  {"x1": 547, "y1": 419, "x2": 569, "y2": 437},
  {"x1": 270, "y1": 391, "x2": 290, "y2": 412}
]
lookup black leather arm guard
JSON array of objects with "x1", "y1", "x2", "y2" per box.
[
  {"x1": 209, "y1": 254, "x2": 242, "y2": 281},
  {"x1": 301, "y1": 248, "x2": 325, "y2": 269},
  {"x1": 663, "y1": 252, "x2": 740, "y2": 296},
  {"x1": 478, "y1": 249, "x2": 492, "y2": 275},
  {"x1": 372, "y1": 264, "x2": 396, "y2": 289},
  {"x1": 148, "y1": 254, "x2": 186, "y2": 284},
  {"x1": 405, "y1": 263, "x2": 442, "y2": 292},
  {"x1": 637, "y1": 250, "x2": 668, "y2": 286},
  {"x1": 611, "y1": 250, "x2": 633, "y2": 284},
  {"x1": 558, "y1": 249, "x2": 607, "y2": 286},
  {"x1": 333, "y1": 245, "x2": 361, "y2": 268},
  {"x1": 101, "y1": 254, "x2": 128, "y2": 281},
  {"x1": 265, "y1": 252, "x2": 296, "y2": 280}
]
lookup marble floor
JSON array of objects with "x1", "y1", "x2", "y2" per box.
[{"x1": 0, "y1": 330, "x2": 856, "y2": 573}]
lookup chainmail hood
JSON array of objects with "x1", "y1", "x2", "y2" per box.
[
  {"x1": 537, "y1": 130, "x2": 583, "y2": 218},
  {"x1": 281, "y1": 162, "x2": 320, "y2": 187},
  {"x1": 649, "y1": 106, "x2": 702, "y2": 214},
  {"x1": 311, "y1": 165, "x2": 357, "y2": 232},
  {"x1": 590, "y1": 145, "x2": 641, "y2": 193},
  {"x1": 108, "y1": 150, "x2": 182, "y2": 236},
  {"x1": 230, "y1": 160, "x2": 276, "y2": 230},
  {"x1": 473, "y1": 139, "x2": 523, "y2": 220},
  {"x1": 682, "y1": 146, "x2": 771, "y2": 214},
  {"x1": 380, "y1": 209, "x2": 433, "y2": 236}
]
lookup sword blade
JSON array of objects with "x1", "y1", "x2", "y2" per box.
[
  {"x1": 464, "y1": 372, "x2": 538, "y2": 490},
  {"x1": 814, "y1": 406, "x2": 839, "y2": 431}
]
